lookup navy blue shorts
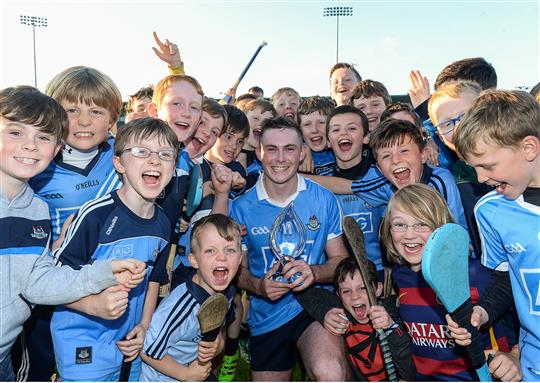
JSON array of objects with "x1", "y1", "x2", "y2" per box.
[{"x1": 249, "y1": 310, "x2": 314, "y2": 372}]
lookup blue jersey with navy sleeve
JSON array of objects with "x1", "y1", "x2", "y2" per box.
[
  {"x1": 50, "y1": 191, "x2": 170, "y2": 380},
  {"x1": 475, "y1": 189, "x2": 540, "y2": 381},
  {"x1": 29, "y1": 138, "x2": 122, "y2": 241},
  {"x1": 331, "y1": 159, "x2": 385, "y2": 271},
  {"x1": 312, "y1": 149, "x2": 335, "y2": 176},
  {"x1": 230, "y1": 174, "x2": 342, "y2": 336},
  {"x1": 140, "y1": 278, "x2": 235, "y2": 381}
]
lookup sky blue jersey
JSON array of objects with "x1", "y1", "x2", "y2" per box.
[
  {"x1": 475, "y1": 189, "x2": 540, "y2": 381},
  {"x1": 29, "y1": 138, "x2": 122, "y2": 242},
  {"x1": 50, "y1": 191, "x2": 170, "y2": 381},
  {"x1": 312, "y1": 149, "x2": 335, "y2": 176},
  {"x1": 230, "y1": 174, "x2": 342, "y2": 336}
]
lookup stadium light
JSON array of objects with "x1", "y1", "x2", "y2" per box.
[
  {"x1": 19, "y1": 15, "x2": 48, "y2": 87},
  {"x1": 323, "y1": 6, "x2": 353, "y2": 63}
]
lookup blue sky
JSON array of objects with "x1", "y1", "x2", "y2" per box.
[{"x1": 1, "y1": 1, "x2": 538, "y2": 100}]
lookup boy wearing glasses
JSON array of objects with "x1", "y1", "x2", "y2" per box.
[
  {"x1": 428, "y1": 80, "x2": 492, "y2": 257},
  {"x1": 50, "y1": 118, "x2": 177, "y2": 381}
]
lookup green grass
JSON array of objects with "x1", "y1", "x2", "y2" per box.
[{"x1": 231, "y1": 354, "x2": 306, "y2": 381}]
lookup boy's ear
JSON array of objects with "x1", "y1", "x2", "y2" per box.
[
  {"x1": 53, "y1": 143, "x2": 62, "y2": 157},
  {"x1": 363, "y1": 132, "x2": 369, "y2": 145},
  {"x1": 299, "y1": 143, "x2": 308, "y2": 163},
  {"x1": 146, "y1": 102, "x2": 158, "y2": 118},
  {"x1": 420, "y1": 144, "x2": 429, "y2": 164},
  {"x1": 188, "y1": 253, "x2": 199, "y2": 269},
  {"x1": 113, "y1": 155, "x2": 125, "y2": 174},
  {"x1": 375, "y1": 282, "x2": 383, "y2": 298},
  {"x1": 521, "y1": 135, "x2": 540, "y2": 161},
  {"x1": 255, "y1": 143, "x2": 263, "y2": 161}
]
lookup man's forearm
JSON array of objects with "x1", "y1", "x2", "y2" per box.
[
  {"x1": 311, "y1": 254, "x2": 347, "y2": 284},
  {"x1": 236, "y1": 264, "x2": 262, "y2": 296}
]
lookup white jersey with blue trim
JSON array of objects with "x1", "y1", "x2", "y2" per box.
[
  {"x1": 140, "y1": 279, "x2": 234, "y2": 381},
  {"x1": 50, "y1": 191, "x2": 171, "y2": 381},
  {"x1": 29, "y1": 137, "x2": 122, "y2": 241},
  {"x1": 475, "y1": 190, "x2": 540, "y2": 381},
  {"x1": 230, "y1": 174, "x2": 343, "y2": 336}
]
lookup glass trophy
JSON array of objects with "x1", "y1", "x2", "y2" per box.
[{"x1": 269, "y1": 202, "x2": 307, "y2": 283}]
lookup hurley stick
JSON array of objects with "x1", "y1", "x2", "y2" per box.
[{"x1": 343, "y1": 216, "x2": 398, "y2": 382}]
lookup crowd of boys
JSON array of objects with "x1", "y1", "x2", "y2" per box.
[{"x1": 1, "y1": 31, "x2": 539, "y2": 382}]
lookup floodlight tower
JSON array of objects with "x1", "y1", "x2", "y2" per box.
[
  {"x1": 20, "y1": 15, "x2": 48, "y2": 87},
  {"x1": 323, "y1": 6, "x2": 353, "y2": 63}
]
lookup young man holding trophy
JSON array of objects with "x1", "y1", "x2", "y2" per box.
[{"x1": 230, "y1": 117, "x2": 350, "y2": 381}]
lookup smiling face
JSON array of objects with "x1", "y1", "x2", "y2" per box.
[
  {"x1": 152, "y1": 80, "x2": 203, "y2": 143},
  {"x1": 273, "y1": 93, "x2": 300, "y2": 120},
  {"x1": 245, "y1": 107, "x2": 274, "y2": 150},
  {"x1": 429, "y1": 93, "x2": 477, "y2": 152},
  {"x1": 353, "y1": 96, "x2": 387, "y2": 133},
  {"x1": 389, "y1": 207, "x2": 433, "y2": 272},
  {"x1": 1, "y1": 117, "x2": 60, "y2": 194},
  {"x1": 330, "y1": 68, "x2": 358, "y2": 106},
  {"x1": 258, "y1": 127, "x2": 306, "y2": 187},
  {"x1": 60, "y1": 99, "x2": 113, "y2": 151},
  {"x1": 184, "y1": 111, "x2": 222, "y2": 159},
  {"x1": 209, "y1": 130, "x2": 246, "y2": 164},
  {"x1": 299, "y1": 111, "x2": 328, "y2": 152},
  {"x1": 189, "y1": 224, "x2": 242, "y2": 294},
  {"x1": 338, "y1": 270, "x2": 382, "y2": 324},
  {"x1": 465, "y1": 138, "x2": 540, "y2": 200},
  {"x1": 113, "y1": 135, "x2": 175, "y2": 203},
  {"x1": 376, "y1": 136, "x2": 427, "y2": 189},
  {"x1": 327, "y1": 112, "x2": 367, "y2": 169}
]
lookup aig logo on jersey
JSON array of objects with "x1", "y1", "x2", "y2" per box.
[
  {"x1": 113, "y1": 244, "x2": 133, "y2": 258},
  {"x1": 348, "y1": 212, "x2": 373, "y2": 233},
  {"x1": 505, "y1": 242, "x2": 526, "y2": 254}
]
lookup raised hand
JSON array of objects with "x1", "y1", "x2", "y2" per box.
[
  {"x1": 211, "y1": 163, "x2": 233, "y2": 196},
  {"x1": 408, "y1": 69, "x2": 431, "y2": 108},
  {"x1": 152, "y1": 31, "x2": 182, "y2": 68}
]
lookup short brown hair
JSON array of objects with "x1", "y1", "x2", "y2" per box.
[
  {"x1": 114, "y1": 117, "x2": 179, "y2": 158},
  {"x1": 1, "y1": 86, "x2": 67, "y2": 144},
  {"x1": 454, "y1": 89, "x2": 540, "y2": 159},
  {"x1": 126, "y1": 86, "x2": 154, "y2": 114},
  {"x1": 45, "y1": 66, "x2": 122, "y2": 123},
  {"x1": 190, "y1": 214, "x2": 242, "y2": 254},
  {"x1": 326, "y1": 105, "x2": 368, "y2": 137},
  {"x1": 380, "y1": 102, "x2": 423, "y2": 128},
  {"x1": 369, "y1": 119, "x2": 425, "y2": 159},
  {"x1": 260, "y1": 116, "x2": 303, "y2": 145},
  {"x1": 381, "y1": 184, "x2": 454, "y2": 265},
  {"x1": 203, "y1": 97, "x2": 228, "y2": 133},
  {"x1": 329, "y1": 63, "x2": 362, "y2": 82},
  {"x1": 434, "y1": 57, "x2": 497, "y2": 90},
  {"x1": 152, "y1": 75, "x2": 204, "y2": 110},
  {"x1": 297, "y1": 96, "x2": 335, "y2": 120},
  {"x1": 333, "y1": 257, "x2": 378, "y2": 292},
  {"x1": 350, "y1": 80, "x2": 392, "y2": 106}
]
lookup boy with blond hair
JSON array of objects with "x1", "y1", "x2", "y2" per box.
[
  {"x1": 141, "y1": 214, "x2": 243, "y2": 381},
  {"x1": 271, "y1": 87, "x2": 301, "y2": 121},
  {"x1": 450, "y1": 90, "x2": 540, "y2": 381}
]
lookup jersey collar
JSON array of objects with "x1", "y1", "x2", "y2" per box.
[{"x1": 255, "y1": 173, "x2": 307, "y2": 207}]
